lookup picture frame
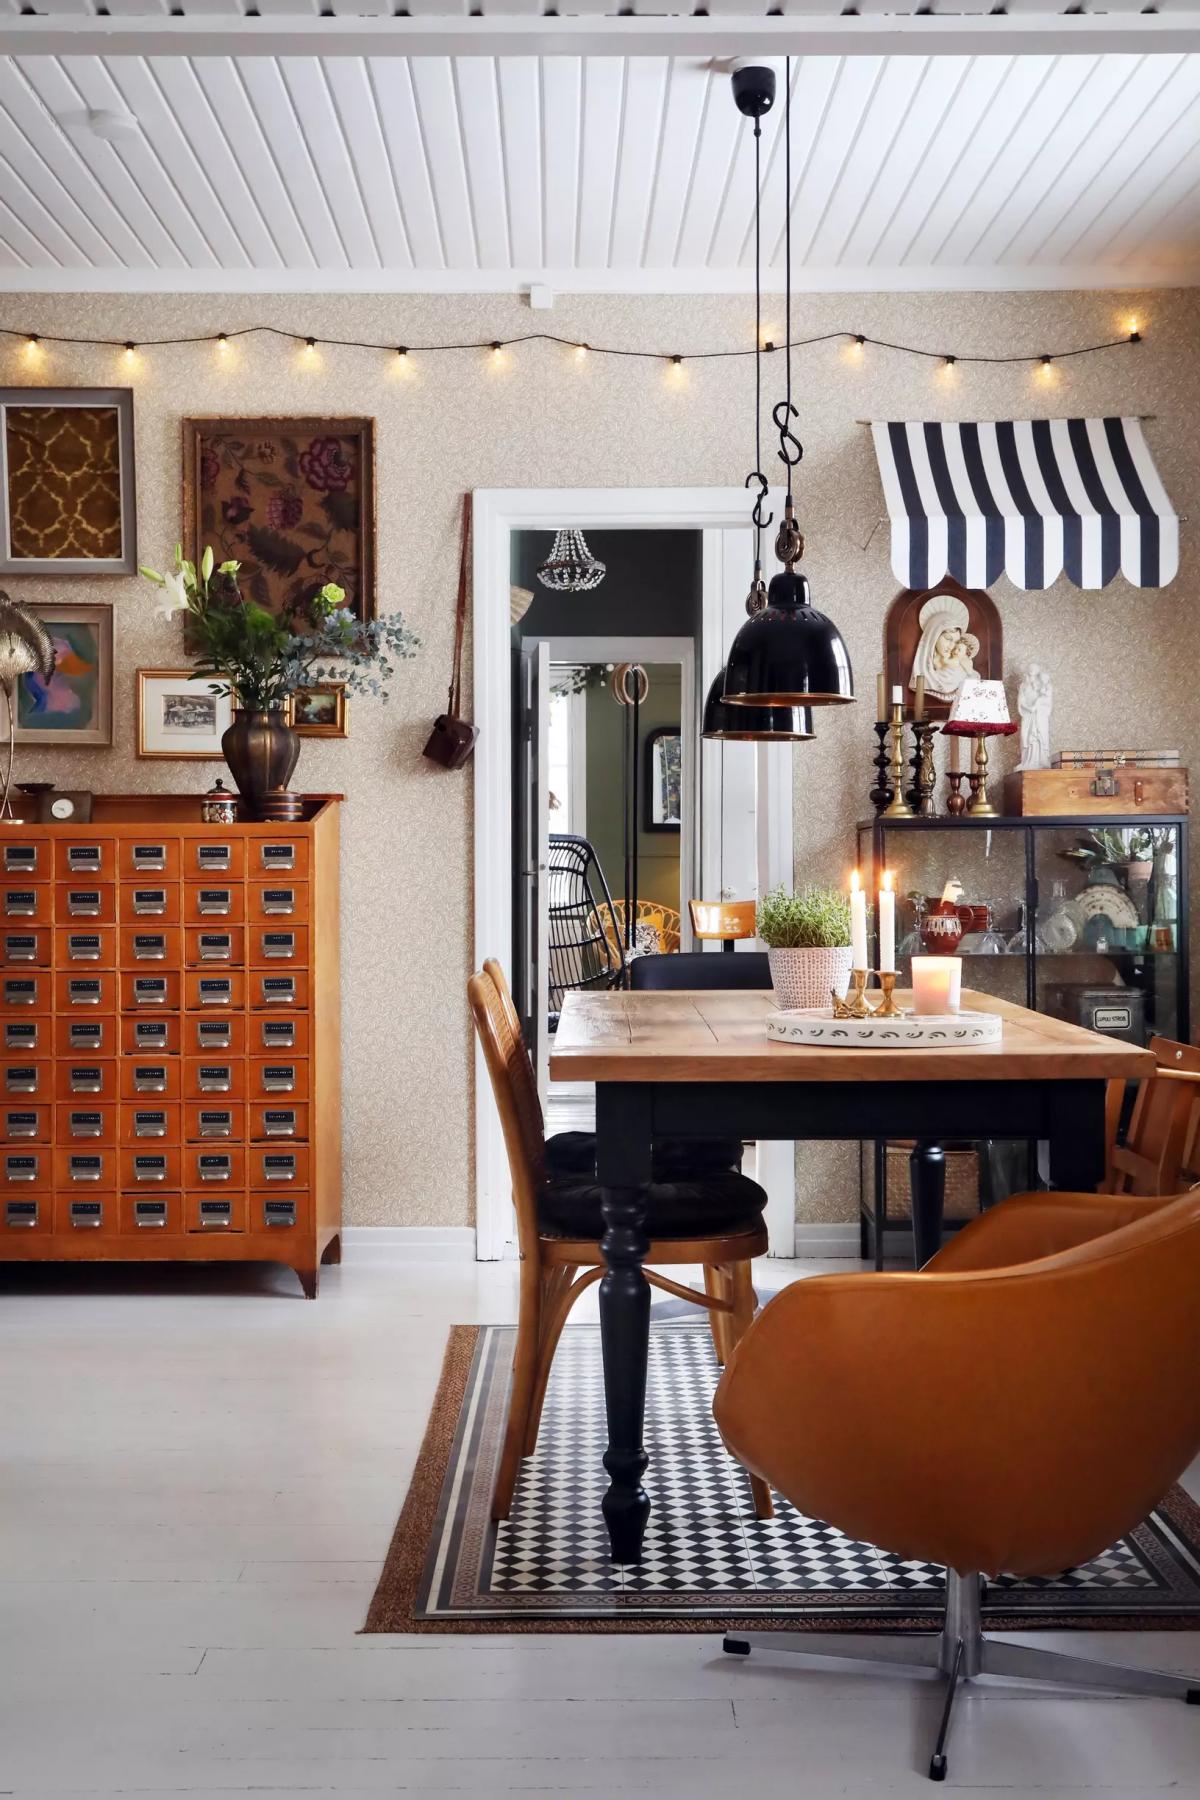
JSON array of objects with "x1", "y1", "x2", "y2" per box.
[
  {"x1": 0, "y1": 388, "x2": 136, "y2": 576},
  {"x1": 643, "y1": 725, "x2": 682, "y2": 833},
  {"x1": 15, "y1": 603, "x2": 113, "y2": 747},
  {"x1": 136, "y1": 668, "x2": 232, "y2": 760},
  {"x1": 884, "y1": 576, "x2": 1003, "y2": 720},
  {"x1": 287, "y1": 683, "x2": 348, "y2": 738},
  {"x1": 181, "y1": 415, "x2": 376, "y2": 623}
]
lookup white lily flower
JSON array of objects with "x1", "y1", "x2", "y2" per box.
[{"x1": 154, "y1": 570, "x2": 191, "y2": 621}]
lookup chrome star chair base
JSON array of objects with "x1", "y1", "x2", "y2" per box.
[{"x1": 724, "y1": 1568, "x2": 1200, "y2": 1782}]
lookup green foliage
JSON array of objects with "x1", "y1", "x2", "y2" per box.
[{"x1": 756, "y1": 884, "x2": 852, "y2": 950}]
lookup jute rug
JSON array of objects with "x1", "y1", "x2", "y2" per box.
[{"x1": 364, "y1": 1320, "x2": 1200, "y2": 1635}]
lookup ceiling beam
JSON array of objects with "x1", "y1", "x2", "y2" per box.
[{"x1": 2, "y1": 11, "x2": 1200, "y2": 59}]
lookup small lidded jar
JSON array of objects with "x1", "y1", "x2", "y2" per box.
[{"x1": 201, "y1": 778, "x2": 237, "y2": 827}]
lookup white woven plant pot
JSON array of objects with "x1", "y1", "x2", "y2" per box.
[{"x1": 767, "y1": 944, "x2": 854, "y2": 1011}]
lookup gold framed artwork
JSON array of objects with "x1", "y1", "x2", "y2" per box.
[
  {"x1": 288, "y1": 683, "x2": 347, "y2": 738},
  {"x1": 137, "y1": 669, "x2": 232, "y2": 760},
  {"x1": 181, "y1": 416, "x2": 376, "y2": 624},
  {"x1": 1, "y1": 389, "x2": 136, "y2": 576},
  {"x1": 15, "y1": 603, "x2": 113, "y2": 747}
]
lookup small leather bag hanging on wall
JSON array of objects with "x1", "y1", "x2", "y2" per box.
[{"x1": 423, "y1": 494, "x2": 479, "y2": 770}]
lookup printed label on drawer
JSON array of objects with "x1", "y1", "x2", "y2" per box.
[
  {"x1": 5, "y1": 1065, "x2": 37, "y2": 1092},
  {"x1": 198, "y1": 889, "x2": 232, "y2": 915},
  {"x1": 68, "y1": 978, "x2": 102, "y2": 1005},
  {"x1": 198, "y1": 1198, "x2": 231, "y2": 1227},
  {"x1": 67, "y1": 846, "x2": 102, "y2": 873},
  {"x1": 135, "y1": 1199, "x2": 167, "y2": 1226},
  {"x1": 133, "y1": 977, "x2": 168, "y2": 1005},
  {"x1": 4, "y1": 890, "x2": 36, "y2": 916},
  {"x1": 263, "y1": 1197, "x2": 296, "y2": 1227},
  {"x1": 197, "y1": 844, "x2": 232, "y2": 870},
  {"x1": 132, "y1": 1065, "x2": 166, "y2": 1092},
  {"x1": 3, "y1": 845, "x2": 37, "y2": 873},
  {"x1": 67, "y1": 934, "x2": 101, "y2": 960},
  {"x1": 199, "y1": 933, "x2": 232, "y2": 960},
  {"x1": 69, "y1": 1155, "x2": 102, "y2": 1181},
  {"x1": 5, "y1": 1153, "x2": 38, "y2": 1181},
  {"x1": 133, "y1": 1110, "x2": 167, "y2": 1137},
  {"x1": 68, "y1": 1022, "x2": 102, "y2": 1050},
  {"x1": 196, "y1": 1019, "x2": 232, "y2": 1049},
  {"x1": 261, "y1": 1018, "x2": 295, "y2": 1048},
  {"x1": 1094, "y1": 1007, "x2": 1132, "y2": 1032},
  {"x1": 261, "y1": 1065, "x2": 296, "y2": 1092},
  {"x1": 261, "y1": 932, "x2": 296, "y2": 959},
  {"x1": 4, "y1": 935, "x2": 37, "y2": 961},
  {"x1": 261, "y1": 888, "x2": 295, "y2": 915},
  {"x1": 67, "y1": 890, "x2": 101, "y2": 916},
  {"x1": 133, "y1": 934, "x2": 166, "y2": 960},
  {"x1": 70, "y1": 1199, "x2": 103, "y2": 1227},
  {"x1": 68, "y1": 1112, "x2": 103, "y2": 1137},
  {"x1": 261, "y1": 1152, "x2": 297, "y2": 1181},
  {"x1": 198, "y1": 1152, "x2": 231, "y2": 1181},
  {"x1": 4, "y1": 979, "x2": 36, "y2": 1005},
  {"x1": 133, "y1": 1154, "x2": 166, "y2": 1181},
  {"x1": 132, "y1": 845, "x2": 166, "y2": 871},
  {"x1": 6, "y1": 1197, "x2": 38, "y2": 1226},
  {"x1": 262, "y1": 1109, "x2": 297, "y2": 1137},
  {"x1": 260, "y1": 976, "x2": 296, "y2": 1005},
  {"x1": 5, "y1": 1021, "x2": 37, "y2": 1049},
  {"x1": 260, "y1": 843, "x2": 296, "y2": 870},
  {"x1": 132, "y1": 889, "x2": 167, "y2": 915},
  {"x1": 4, "y1": 1110, "x2": 37, "y2": 1136},
  {"x1": 198, "y1": 1109, "x2": 233, "y2": 1137},
  {"x1": 69, "y1": 1066, "x2": 102, "y2": 1093},
  {"x1": 197, "y1": 977, "x2": 232, "y2": 1005},
  {"x1": 133, "y1": 1020, "x2": 168, "y2": 1047},
  {"x1": 198, "y1": 1065, "x2": 232, "y2": 1092}
]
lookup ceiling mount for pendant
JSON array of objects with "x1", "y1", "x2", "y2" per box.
[{"x1": 537, "y1": 528, "x2": 606, "y2": 594}]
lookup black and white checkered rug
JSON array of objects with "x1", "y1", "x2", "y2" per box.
[{"x1": 407, "y1": 1319, "x2": 1200, "y2": 1627}]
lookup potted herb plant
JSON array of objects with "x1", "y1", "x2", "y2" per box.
[
  {"x1": 757, "y1": 884, "x2": 854, "y2": 1011},
  {"x1": 140, "y1": 547, "x2": 417, "y2": 818}
]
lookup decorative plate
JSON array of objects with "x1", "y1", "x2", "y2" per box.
[
  {"x1": 1074, "y1": 884, "x2": 1140, "y2": 930},
  {"x1": 766, "y1": 1008, "x2": 1003, "y2": 1048}
]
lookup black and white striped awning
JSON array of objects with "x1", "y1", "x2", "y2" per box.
[{"x1": 871, "y1": 418, "x2": 1178, "y2": 591}]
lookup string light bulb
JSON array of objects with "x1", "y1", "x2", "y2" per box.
[
  {"x1": 124, "y1": 342, "x2": 136, "y2": 360},
  {"x1": 944, "y1": 354, "x2": 957, "y2": 367},
  {"x1": 26, "y1": 334, "x2": 38, "y2": 348},
  {"x1": 575, "y1": 343, "x2": 588, "y2": 360},
  {"x1": 671, "y1": 354, "x2": 682, "y2": 366},
  {"x1": 217, "y1": 331, "x2": 228, "y2": 348},
  {"x1": 396, "y1": 346, "x2": 407, "y2": 358},
  {"x1": 1129, "y1": 328, "x2": 1142, "y2": 344},
  {"x1": 490, "y1": 341, "x2": 502, "y2": 355},
  {"x1": 304, "y1": 336, "x2": 316, "y2": 353}
]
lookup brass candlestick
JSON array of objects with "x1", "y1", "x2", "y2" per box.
[
  {"x1": 945, "y1": 771, "x2": 968, "y2": 816},
  {"x1": 870, "y1": 970, "x2": 907, "y2": 1017},
  {"x1": 967, "y1": 732, "x2": 996, "y2": 817},
  {"x1": 832, "y1": 969, "x2": 871, "y2": 1018},
  {"x1": 881, "y1": 704, "x2": 914, "y2": 819}
]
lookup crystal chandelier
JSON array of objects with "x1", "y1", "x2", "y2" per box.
[{"x1": 536, "y1": 528, "x2": 606, "y2": 593}]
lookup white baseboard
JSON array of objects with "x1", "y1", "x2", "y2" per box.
[
  {"x1": 341, "y1": 1226, "x2": 477, "y2": 1263},
  {"x1": 793, "y1": 1223, "x2": 863, "y2": 1258}
]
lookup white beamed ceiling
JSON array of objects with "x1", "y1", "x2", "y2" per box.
[{"x1": 0, "y1": 42, "x2": 1198, "y2": 290}]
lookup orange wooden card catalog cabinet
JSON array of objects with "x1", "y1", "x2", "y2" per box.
[{"x1": 0, "y1": 796, "x2": 341, "y2": 1297}]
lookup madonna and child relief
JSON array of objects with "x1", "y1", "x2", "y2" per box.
[{"x1": 908, "y1": 595, "x2": 980, "y2": 703}]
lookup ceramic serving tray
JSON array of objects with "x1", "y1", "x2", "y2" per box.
[{"x1": 765, "y1": 1008, "x2": 1003, "y2": 1048}]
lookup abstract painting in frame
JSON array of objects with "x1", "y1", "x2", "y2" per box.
[
  {"x1": 182, "y1": 416, "x2": 376, "y2": 624},
  {"x1": 0, "y1": 389, "x2": 136, "y2": 576},
  {"x1": 15, "y1": 603, "x2": 113, "y2": 747}
]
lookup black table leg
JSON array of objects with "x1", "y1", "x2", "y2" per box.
[
  {"x1": 910, "y1": 1139, "x2": 945, "y2": 1268},
  {"x1": 595, "y1": 1083, "x2": 654, "y2": 1563},
  {"x1": 1047, "y1": 1081, "x2": 1108, "y2": 1194}
]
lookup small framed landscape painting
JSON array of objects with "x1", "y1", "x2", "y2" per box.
[
  {"x1": 288, "y1": 682, "x2": 347, "y2": 738},
  {"x1": 0, "y1": 389, "x2": 136, "y2": 576},
  {"x1": 137, "y1": 669, "x2": 231, "y2": 760},
  {"x1": 15, "y1": 603, "x2": 113, "y2": 747}
]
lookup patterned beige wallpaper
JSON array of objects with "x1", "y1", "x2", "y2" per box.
[{"x1": 1, "y1": 289, "x2": 1196, "y2": 1230}]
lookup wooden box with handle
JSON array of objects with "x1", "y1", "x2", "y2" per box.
[{"x1": 1005, "y1": 767, "x2": 1188, "y2": 817}]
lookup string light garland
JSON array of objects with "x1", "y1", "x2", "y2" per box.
[{"x1": 0, "y1": 320, "x2": 1144, "y2": 372}]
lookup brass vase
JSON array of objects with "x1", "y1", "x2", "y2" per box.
[{"x1": 221, "y1": 709, "x2": 303, "y2": 822}]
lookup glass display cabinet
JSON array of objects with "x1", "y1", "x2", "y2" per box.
[{"x1": 854, "y1": 812, "x2": 1189, "y2": 1262}]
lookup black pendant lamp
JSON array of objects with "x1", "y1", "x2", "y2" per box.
[
  {"x1": 701, "y1": 666, "x2": 814, "y2": 741},
  {"x1": 722, "y1": 60, "x2": 855, "y2": 713}
]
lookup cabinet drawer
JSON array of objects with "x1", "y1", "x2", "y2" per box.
[
  {"x1": 120, "y1": 839, "x2": 181, "y2": 882},
  {"x1": 253, "y1": 1013, "x2": 310, "y2": 1056},
  {"x1": 184, "y1": 927, "x2": 244, "y2": 967},
  {"x1": 251, "y1": 971, "x2": 309, "y2": 1011},
  {"x1": 118, "y1": 885, "x2": 180, "y2": 925},
  {"x1": 120, "y1": 1015, "x2": 181, "y2": 1058},
  {"x1": 5, "y1": 1058, "x2": 53, "y2": 1099},
  {"x1": 185, "y1": 1013, "x2": 247, "y2": 1057},
  {"x1": 1, "y1": 840, "x2": 47, "y2": 881},
  {"x1": 0, "y1": 1103, "x2": 51, "y2": 1143},
  {"x1": 184, "y1": 1144, "x2": 246, "y2": 1188},
  {"x1": 119, "y1": 1060, "x2": 181, "y2": 1102},
  {"x1": 187, "y1": 1191, "x2": 247, "y2": 1233},
  {"x1": 182, "y1": 837, "x2": 245, "y2": 881},
  {"x1": 249, "y1": 1101, "x2": 309, "y2": 1142},
  {"x1": 119, "y1": 1103, "x2": 182, "y2": 1145},
  {"x1": 59, "y1": 884, "x2": 117, "y2": 924},
  {"x1": 55, "y1": 971, "x2": 118, "y2": 1012},
  {"x1": 55, "y1": 1103, "x2": 118, "y2": 1145},
  {"x1": 53, "y1": 1145, "x2": 119, "y2": 1189},
  {"x1": 55, "y1": 1016, "x2": 115, "y2": 1059},
  {"x1": 120, "y1": 1192, "x2": 183, "y2": 1235},
  {"x1": 4, "y1": 1017, "x2": 47, "y2": 1056},
  {"x1": 56, "y1": 1060, "x2": 119, "y2": 1101},
  {"x1": 252, "y1": 837, "x2": 310, "y2": 881},
  {"x1": 256, "y1": 1191, "x2": 308, "y2": 1234},
  {"x1": 183, "y1": 885, "x2": 244, "y2": 925},
  {"x1": 1, "y1": 884, "x2": 50, "y2": 923},
  {"x1": 184, "y1": 1102, "x2": 246, "y2": 1143},
  {"x1": 1, "y1": 1148, "x2": 50, "y2": 1190},
  {"x1": 3, "y1": 1192, "x2": 50, "y2": 1232},
  {"x1": 54, "y1": 1193, "x2": 117, "y2": 1236},
  {"x1": 248, "y1": 1056, "x2": 309, "y2": 1101},
  {"x1": 57, "y1": 927, "x2": 118, "y2": 967},
  {"x1": 184, "y1": 970, "x2": 245, "y2": 1011},
  {"x1": 2, "y1": 928, "x2": 51, "y2": 967},
  {"x1": 248, "y1": 882, "x2": 309, "y2": 925},
  {"x1": 120, "y1": 970, "x2": 182, "y2": 1012},
  {"x1": 183, "y1": 1058, "x2": 246, "y2": 1102},
  {"x1": 119, "y1": 927, "x2": 182, "y2": 968},
  {"x1": 53, "y1": 841, "x2": 115, "y2": 883},
  {"x1": 250, "y1": 1144, "x2": 309, "y2": 1188},
  {"x1": 120, "y1": 1145, "x2": 183, "y2": 1188},
  {"x1": 3, "y1": 973, "x2": 49, "y2": 1011},
  {"x1": 248, "y1": 925, "x2": 309, "y2": 967}
]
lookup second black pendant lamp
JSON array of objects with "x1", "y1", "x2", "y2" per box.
[{"x1": 721, "y1": 60, "x2": 855, "y2": 713}]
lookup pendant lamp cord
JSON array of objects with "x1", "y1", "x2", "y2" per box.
[
  {"x1": 746, "y1": 110, "x2": 771, "y2": 557},
  {"x1": 774, "y1": 54, "x2": 803, "y2": 498}
]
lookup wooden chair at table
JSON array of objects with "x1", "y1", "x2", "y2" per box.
[
  {"x1": 469, "y1": 967, "x2": 773, "y2": 1521},
  {"x1": 1103, "y1": 1035, "x2": 1200, "y2": 1195},
  {"x1": 688, "y1": 899, "x2": 757, "y2": 953}
]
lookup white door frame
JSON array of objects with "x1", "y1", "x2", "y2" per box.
[{"x1": 473, "y1": 487, "x2": 792, "y2": 1261}]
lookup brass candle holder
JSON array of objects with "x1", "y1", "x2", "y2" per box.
[
  {"x1": 945, "y1": 770, "x2": 968, "y2": 816},
  {"x1": 832, "y1": 968, "x2": 872, "y2": 1018},
  {"x1": 871, "y1": 970, "x2": 907, "y2": 1017},
  {"x1": 881, "y1": 703, "x2": 914, "y2": 819}
]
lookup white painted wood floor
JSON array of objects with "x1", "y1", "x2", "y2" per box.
[{"x1": 2, "y1": 1250, "x2": 1199, "y2": 1798}]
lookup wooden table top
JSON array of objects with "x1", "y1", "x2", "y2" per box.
[{"x1": 549, "y1": 989, "x2": 1156, "y2": 1085}]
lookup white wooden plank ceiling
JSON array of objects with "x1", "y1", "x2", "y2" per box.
[{"x1": 0, "y1": 47, "x2": 1198, "y2": 289}]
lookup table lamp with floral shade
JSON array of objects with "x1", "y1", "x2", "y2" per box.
[
  {"x1": 940, "y1": 677, "x2": 1018, "y2": 818},
  {"x1": 0, "y1": 592, "x2": 54, "y2": 824}
]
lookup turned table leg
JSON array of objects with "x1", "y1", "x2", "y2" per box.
[{"x1": 595, "y1": 1083, "x2": 654, "y2": 1564}]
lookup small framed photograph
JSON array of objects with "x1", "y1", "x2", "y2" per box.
[
  {"x1": 288, "y1": 683, "x2": 347, "y2": 738},
  {"x1": 137, "y1": 669, "x2": 231, "y2": 760},
  {"x1": 1, "y1": 388, "x2": 136, "y2": 576},
  {"x1": 15, "y1": 603, "x2": 113, "y2": 747}
]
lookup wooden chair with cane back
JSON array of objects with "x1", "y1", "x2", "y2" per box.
[
  {"x1": 469, "y1": 966, "x2": 773, "y2": 1522},
  {"x1": 688, "y1": 899, "x2": 757, "y2": 952},
  {"x1": 1102, "y1": 1035, "x2": 1200, "y2": 1194}
]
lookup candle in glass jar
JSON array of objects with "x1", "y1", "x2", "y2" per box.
[
  {"x1": 849, "y1": 870, "x2": 868, "y2": 970},
  {"x1": 911, "y1": 955, "x2": 962, "y2": 1016},
  {"x1": 878, "y1": 870, "x2": 895, "y2": 973}
]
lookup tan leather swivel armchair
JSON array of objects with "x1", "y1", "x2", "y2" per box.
[{"x1": 713, "y1": 1188, "x2": 1200, "y2": 1781}]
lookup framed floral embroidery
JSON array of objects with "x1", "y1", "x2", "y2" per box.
[{"x1": 181, "y1": 416, "x2": 376, "y2": 623}]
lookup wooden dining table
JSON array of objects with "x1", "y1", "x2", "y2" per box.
[{"x1": 549, "y1": 987, "x2": 1153, "y2": 1564}]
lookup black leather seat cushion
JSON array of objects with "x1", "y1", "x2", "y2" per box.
[
  {"x1": 546, "y1": 1129, "x2": 744, "y2": 1183},
  {"x1": 539, "y1": 1167, "x2": 767, "y2": 1240}
]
